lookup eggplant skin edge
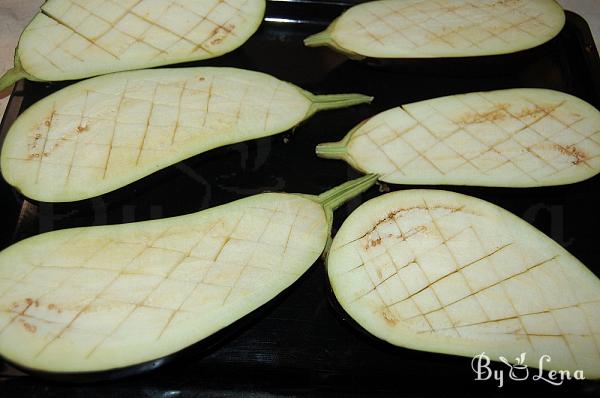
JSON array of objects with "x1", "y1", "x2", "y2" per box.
[
  {"x1": 316, "y1": 88, "x2": 600, "y2": 188},
  {"x1": 0, "y1": 67, "x2": 371, "y2": 203},
  {"x1": 5, "y1": 0, "x2": 267, "y2": 86},
  {"x1": 0, "y1": 194, "x2": 325, "y2": 375},
  {"x1": 305, "y1": 0, "x2": 566, "y2": 59},
  {"x1": 326, "y1": 189, "x2": 600, "y2": 379},
  {"x1": 0, "y1": 176, "x2": 379, "y2": 378}
]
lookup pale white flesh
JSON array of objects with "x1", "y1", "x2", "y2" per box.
[
  {"x1": 0, "y1": 174, "x2": 378, "y2": 374},
  {"x1": 305, "y1": 0, "x2": 565, "y2": 58},
  {"x1": 0, "y1": 193, "x2": 326, "y2": 373},
  {"x1": 0, "y1": 67, "x2": 371, "y2": 202},
  {"x1": 317, "y1": 89, "x2": 600, "y2": 187},
  {"x1": 1, "y1": 0, "x2": 265, "y2": 87},
  {"x1": 328, "y1": 190, "x2": 600, "y2": 378}
]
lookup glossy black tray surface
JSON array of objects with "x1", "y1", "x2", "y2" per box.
[{"x1": 0, "y1": 0, "x2": 599, "y2": 396}]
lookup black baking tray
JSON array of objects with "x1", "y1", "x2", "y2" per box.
[{"x1": 1, "y1": 0, "x2": 600, "y2": 396}]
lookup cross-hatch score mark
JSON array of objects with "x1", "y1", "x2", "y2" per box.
[{"x1": 341, "y1": 203, "x2": 598, "y2": 365}]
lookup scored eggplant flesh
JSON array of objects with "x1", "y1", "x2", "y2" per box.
[
  {"x1": 327, "y1": 189, "x2": 600, "y2": 378},
  {"x1": 316, "y1": 88, "x2": 600, "y2": 187},
  {"x1": 304, "y1": 0, "x2": 565, "y2": 59},
  {"x1": 0, "y1": 0, "x2": 266, "y2": 90},
  {"x1": 0, "y1": 174, "x2": 378, "y2": 375},
  {"x1": 0, "y1": 67, "x2": 372, "y2": 202}
]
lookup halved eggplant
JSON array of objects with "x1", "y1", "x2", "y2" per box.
[
  {"x1": 0, "y1": 67, "x2": 372, "y2": 202},
  {"x1": 0, "y1": 174, "x2": 378, "y2": 376},
  {"x1": 0, "y1": 0, "x2": 266, "y2": 90},
  {"x1": 327, "y1": 189, "x2": 600, "y2": 378},
  {"x1": 305, "y1": 0, "x2": 565, "y2": 59},
  {"x1": 317, "y1": 88, "x2": 600, "y2": 187}
]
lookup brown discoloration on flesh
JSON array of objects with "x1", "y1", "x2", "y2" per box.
[
  {"x1": 494, "y1": 0, "x2": 521, "y2": 6},
  {"x1": 28, "y1": 132, "x2": 44, "y2": 154},
  {"x1": 19, "y1": 319, "x2": 37, "y2": 333},
  {"x1": 554, "y1": 144, "x2": 587, "y2": 165},
  {"x1": 370, "y1": 236, "x2": 383, "y2": 248},
  {"x1": 28, "y1": 151, "x2": 51, "y2": 160},
  {"x1": 13, "y1": 298, "x2": 38, "y2": 314},
  {"x1": 8, "y1": 299, "x2": 38, "y2": 316},
  {"x1": 47, "y1": 303, "x2": 62, "y2": 314},
  {"x1": 28, "y1": 111, "x2": 83, "y2": 159},
  {"x1": 43, "y1": 111, "x2": 55, "y2": 127},
  {"x1": 457, "y1": 104, "x2": 510, "y2": 125},
  {"x1": 458, "y1": 101, "x2": 564, "y2": 127},
  {"x1": 32, "y1": 109, "x2": 56, "y2": 140},
  {"x1": 365, "y1": 225, "x2": 428, "y2": 250},
  {"x1": 208, "y1": 24, "x2": 235, "y2": 46},
  {"x1": 421, "y1": 0, "x2": 524, "y2": 42},
  {"x1": 381, "y1": 308, "x2": 398, "y2": 326},
  {"x1": 32, "y1": 133, "x2": 42, "y2": 143},
  {"x1": 76, "y1": 124, "x2": 89, "y2": 133},
  {"x1": 361, "y1": 205, "x2": 466, "y2": 250},
  {"x1": 514, "y1": 103, "x2": 561, "y2": 120},
  {"x1": 28, "y1": 137, "x2": 70, "y2": 160},
  {"x1": 441, "y1": 5, "x2": 461, "y2": 12}
]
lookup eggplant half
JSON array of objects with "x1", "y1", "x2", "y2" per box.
[
  {"x1": 0, "y1": 67, "x2": 372, "y2": 202},
  {"x1": 0, "y1": 174, "x2": 377, "y2": 376},
  {"x1": 0, "y1": 0, "x2": 266, "y2": 90},
  {"x1": 317, "y1": 88, "x2": 600, "y2": 187},
  {"x1": 304, "y1": 0, "x2": 565, "y2": 59},
  {"x1": 327, "y1": 189, "x2": 600, "y2": 378}
]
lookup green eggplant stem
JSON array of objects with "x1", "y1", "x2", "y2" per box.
[
  {"x1": 0, "y1": 65, "x2": 26, "y2": 92},
  {"x1": 305, "y1": 93, "x2": 373, "y2": 117},
  {"x1": 303, "y1": 29, "x2": 365, "y2": 60},
  {"x1": 315, "y1": 142, "x2": 347, "y2": 160},
  {"x1": 318, "y1": 174, "x2": 379, "y2": 211},
  {"x1": 304, "y1": 31, "x2": 333, "y2": 47}
]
